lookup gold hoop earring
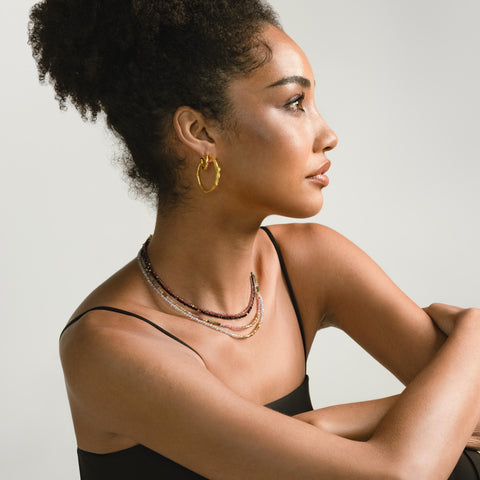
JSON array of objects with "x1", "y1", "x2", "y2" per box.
[{"x1": 196, "y1": 154, "x2": 221, "y2": 194}]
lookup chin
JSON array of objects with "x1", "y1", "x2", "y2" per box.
[{"x1": 274, "y1": 193, "x2": 325, "y2": 219}]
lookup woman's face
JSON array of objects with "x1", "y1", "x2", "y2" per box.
[{"x1": 216, "y1": 24, "x2": 338, "y2": 219}]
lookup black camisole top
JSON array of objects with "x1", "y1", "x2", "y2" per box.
[{"x1": 61, "y1": 227, "x2": 480, "y2": 479}]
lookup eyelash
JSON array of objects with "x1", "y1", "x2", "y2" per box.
[{"x1": 286, "y1": 93, "x2": 306, "y2": 113}]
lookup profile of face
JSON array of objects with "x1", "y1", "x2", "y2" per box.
[{"x1": 214, "y1": 24, "x2": 338, "y2": 220}]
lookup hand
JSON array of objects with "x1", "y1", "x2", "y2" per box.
[{"x1": 423, "y1": 303, "x2": 474, "y2": 336}]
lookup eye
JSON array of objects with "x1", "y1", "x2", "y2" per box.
[{"x1": 285, "y1": 93, "x2": 306, "y2": 113}]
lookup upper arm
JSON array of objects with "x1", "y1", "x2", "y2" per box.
[
  {"x1": 269, "y1": 223, "x2": 446, "y2": 385},
  {"x1": 60, "y1": 314, "x2": 395, "y2": 480}
]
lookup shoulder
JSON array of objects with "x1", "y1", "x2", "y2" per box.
[
  {"x1": 60, "y1": 299, "x2": 205, "y2": 380},
  {"x1": 60, "y1": 304, "x2": 206, "y2": 429},
  {"x1": 261, "y1": 222, "x2": 367, "y2": 287},
  {"x1": 59, "y1": 259, "x2": 206, "y2": 407},
  {"x1": 261, "y1": 222, "x2": 387, "y2": 330},
  {"x1": 262, "y1": 222, "x2": 348, "y2": 254},
  {"x1": 262, "y1": 222, "x2": 359, "y2": 254}
]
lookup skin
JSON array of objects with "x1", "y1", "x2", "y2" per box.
[
  {"x1": 60, "y1": 24, "x2": 480, "y2": 479},
  {"x1": 295, "y1": 304, "x2": 480, "y2": 450}
]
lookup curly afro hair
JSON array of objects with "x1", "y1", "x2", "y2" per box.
[{"x1": 28, "y1": 0, "x2": 280, "y2": 208}]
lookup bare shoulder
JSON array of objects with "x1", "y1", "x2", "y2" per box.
[
  {"x1": 261, "y1": 223, "x2": 370, "y2": 331},
  {"x1": 263, "y1": 222, "x2": 362, "y2": 262},
  {"x1": 59, "y1": 301, "x2": 206, "y2": 412},
  {"x1": 263, "y1": 221, "x2": 410, "y2": 308},
  {"x1": 60, "y1": 306, "x2": 205, "y2": 403},
  {"x1": 59, "y1": 258, "x2": 206, "y2": 420}
]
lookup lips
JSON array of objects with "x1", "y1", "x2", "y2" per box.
[
  {"x1": 306, "y1": 160, "x2": 331, "y2": 187},
  {"x1": 307, "y1": 159, "x2": 331, "y2": 178}
]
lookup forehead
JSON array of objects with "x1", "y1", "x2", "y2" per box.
[{"x1": 233, "y1": 25, "x2": 314, "y2": 91}]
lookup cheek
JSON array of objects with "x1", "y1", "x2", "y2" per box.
[
  {"x1": 233, "y1": 114, "x2": 309, "y2": 169},
  {"x1": 221, "y1": 116, "x2": 324, "y2": 217}
]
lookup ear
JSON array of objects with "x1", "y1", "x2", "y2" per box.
[{"x1": 172, "y1": 106, "x2": 219, "y2": 158}]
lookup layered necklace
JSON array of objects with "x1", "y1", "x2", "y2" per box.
[{"x1": 137, "y1": 236, "x2": 263, "y2": 339}]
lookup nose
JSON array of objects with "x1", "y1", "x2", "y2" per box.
[{"x1": 313, "y1": 114, "x2": 338, "y2": 153}]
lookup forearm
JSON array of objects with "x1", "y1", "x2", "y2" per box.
[
  {"x1": 369, "y1": 311, "x2": 480, "y2": 478},
  {"x1": 297, "y1": 393, "x2": 480, "y2": 450},
  {"x1": 295, "y1": 395, "x2": 399, "y2": 441},
  {"x1": 296, "y1": 311, "x2": 480, "y2": 478}
]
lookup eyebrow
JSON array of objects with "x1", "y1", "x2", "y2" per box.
[{"x1": 266, "y1": 75, "x2": 312, "y2": 89}]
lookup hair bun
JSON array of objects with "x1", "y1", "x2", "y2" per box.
[{"x1": 29, "y1": 0, "x2": 136, "y2": 120}]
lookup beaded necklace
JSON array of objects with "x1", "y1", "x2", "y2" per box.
[
  {"x1": 137, "y1": 239, "x2": 264, "y2": 339},
  {"x1": 140, "y1": 236, "x2": 255, "y2": 320}
]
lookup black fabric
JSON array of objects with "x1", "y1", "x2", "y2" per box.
[
  {"x1": 78, "y1": 445, "x2": 206, "y2": 480},
  {"x1": 449, "y1": 450, "x2": 480, "y2": 480},
  {"x1": 264, "y1": 374, "x2": 312, "y2": 416}
]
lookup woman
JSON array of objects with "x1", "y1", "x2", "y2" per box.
[{"x1": 29, "y1": 0, "x2": 480, "y2": 478}]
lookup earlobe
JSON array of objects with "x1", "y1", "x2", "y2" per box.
[{"x1": 173, "y1": 106, "x2": 217, "y2": 157}]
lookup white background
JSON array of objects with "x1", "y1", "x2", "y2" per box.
[{"x1": 1, "y1": 1, "x2": 479, "y2": 478}]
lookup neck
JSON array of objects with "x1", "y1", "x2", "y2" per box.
[{"x1": 146, "y1": 202, "x2": 265, "y2": 315}]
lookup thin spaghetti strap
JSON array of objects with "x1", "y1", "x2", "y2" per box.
[
  {"x1": 60, "y1": 306, "x2": 203, "y2": 361},
  {"x1": 261, "y1": 226, "x2": 307, "y2": 358}
]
